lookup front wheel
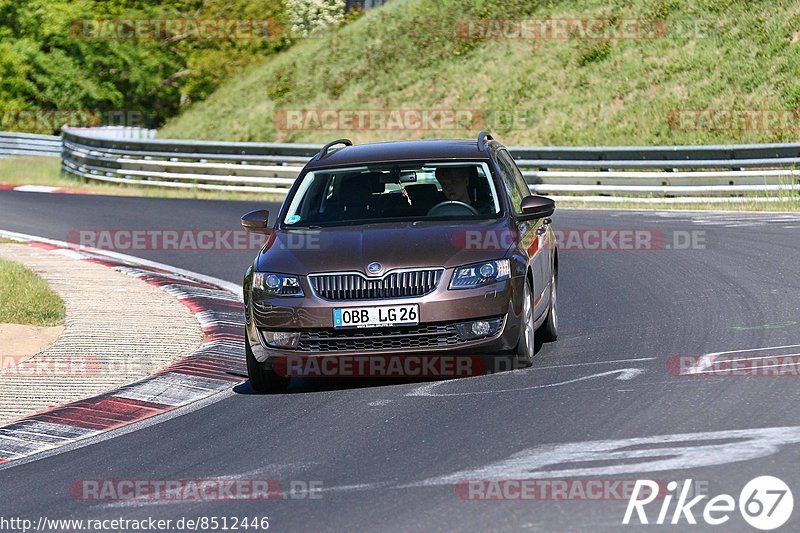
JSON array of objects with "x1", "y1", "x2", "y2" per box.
[
  {"x1": 245, "y1": 335, "x2": 290, "y2": 393},
  {"x1": 514, "y1": 277, "x2": 536, "y2": 368}
]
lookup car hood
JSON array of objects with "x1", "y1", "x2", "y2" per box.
[{"x1": 254, "y1": 219, "x2": 517, "y2": 275}]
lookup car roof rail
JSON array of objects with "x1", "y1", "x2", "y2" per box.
[
  {"x1": 477, "y1": 131, "x2": 493, "y2": 151},
  {"x1": 314, "y1": 138, "x2": 353, "y2": 161}
]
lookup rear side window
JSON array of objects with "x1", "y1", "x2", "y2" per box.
[{"x1": 495, "y1": 150, "x2": 525, "y2": 215}]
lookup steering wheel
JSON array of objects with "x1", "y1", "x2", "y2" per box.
[{"x1": 427, "y1": 201, "x2": 479, "y2": 217}]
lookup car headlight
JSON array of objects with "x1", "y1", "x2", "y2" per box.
[
  {"x1": 252, "y1": 272, "x2": 304, "y2": 297},
  {"x1": 449, "y1": 259, "x2": 511, "y2": 290}
]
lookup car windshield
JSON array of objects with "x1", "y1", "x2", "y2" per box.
[{"x1": 282, "y1": 161, "x2": 501, "y2": 227}]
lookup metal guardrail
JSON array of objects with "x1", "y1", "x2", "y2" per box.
[
  {"x1": 61, "y1": 128, "x2": 316, "y2": 194},
  {"x1": 1, "y1": 127, "x2": 794, "y2": 198},
  {"x1": 0, "y1": 132, "x2": 61, "y2": 157},
  {"x1": 516, "y1": 143, "x2": 800, "y2": 196}
]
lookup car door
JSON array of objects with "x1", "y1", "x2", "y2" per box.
[
  {"x1": 495, "y1": 149, "x2": 548, "y2": 317},
  {"x1": 506, "y1": 149, "x2": 553, "y2": 309}
]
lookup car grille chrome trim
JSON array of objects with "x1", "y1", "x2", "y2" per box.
[{"x1": 308, "y1": 268, "x2": 444, "y2": 301}]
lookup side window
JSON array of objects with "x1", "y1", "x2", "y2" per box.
[
  {"x1": 495, "y1": 150, "x2": 524, "y2": 215},
  {"x1": 500, "y1": 150, "x2": 531, "y2": 199}
]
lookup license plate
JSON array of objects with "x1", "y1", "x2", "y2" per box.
[{"x1": 333, "y1": 304, "x2": 419, "y2": 329}]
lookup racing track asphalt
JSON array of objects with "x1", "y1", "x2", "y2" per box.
[{"x1": 0, "y1": 189, "x2": 799, "y2": 531}]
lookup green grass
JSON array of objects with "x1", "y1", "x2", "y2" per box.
[
  {"x1": 0, "y1": 157, "x2": 285, "y2": 202},
  {"x1": 559, "y1": 198, "x2": 800, "y2": 211},
  {"x1": 160, "y1": 0, "x2": 800, "y2": 147},
  {"x1": 557, "y1": 180, "x2": 800, "y2": 210},
  {"x1": 0, "y1": 256, "x2": 66, "y2": 326}
]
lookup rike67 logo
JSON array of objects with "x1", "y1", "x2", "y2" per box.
[{"x1": 624, "y1": 476, "x2": 793, "y2": 530}]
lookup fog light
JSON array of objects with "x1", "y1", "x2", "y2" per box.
[
  {"x1": 262, "y1": 331, "x2": 300, "y2": 349},
  {"x1": 455, "y1": 318, "x2": 504, "y2": 341},
  {"x1": 472, "y1": 321, "x2": 491, "y2": 336}
]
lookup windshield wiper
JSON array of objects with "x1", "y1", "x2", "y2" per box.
[{"x1": 285, "y1": 224, "x2": 322, "y2": 229}]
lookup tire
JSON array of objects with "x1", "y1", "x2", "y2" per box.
[
  {"x1": 514, "y1": 277, "x2": 536, "y2": 368},
  {"x1": 245, "y1": 335, "x2": 290, "y2": 393},
  {"x1": 537, "y1": 270, "x2": 558, "y2": 342}
]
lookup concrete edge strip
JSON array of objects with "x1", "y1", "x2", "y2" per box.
[
  {"x1": 0, "y1": 230, "x2": 246, "y2": 465},
  {"x1": 0, "y1": 183, "x2": 86, "y2": 194}
]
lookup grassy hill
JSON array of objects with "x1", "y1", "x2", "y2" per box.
[{"x1": 160, "y1": 0, "x2": 800, "y2": 146}]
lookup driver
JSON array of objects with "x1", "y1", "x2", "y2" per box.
[
  {"x1": 435, "y1": 166, "x2": 473, "y2": 204},
  {"x1": 434, "y1": 166, "x2": 491, "y2": 214}
]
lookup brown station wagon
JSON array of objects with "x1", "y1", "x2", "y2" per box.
[{"x1": 242, "y1": 132, "x2": 558, "y2": 392}]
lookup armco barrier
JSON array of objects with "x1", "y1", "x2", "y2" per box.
[
  {"x1": 6, "y1": 127, "x2": 800, "y2": 198},
  {"x1": 0, "y1": 132, "x2": 61, "y2": 157},
  {"x1": 61, "y1": 128, "x2": 315, "y2": 195}
]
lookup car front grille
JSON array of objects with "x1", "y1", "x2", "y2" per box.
[
  {"x1": 309, "y1": 268, "x2": 443, "y2": 301},
  {"x1": 296, "y1": 322, "x2": 461, "y2": 352}
]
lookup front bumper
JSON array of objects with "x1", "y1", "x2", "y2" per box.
[{"x1": 245, "y1": 275, "x2": 525, "y2": 364}]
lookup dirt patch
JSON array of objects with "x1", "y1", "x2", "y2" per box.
[{"x1": 0, "y1": 323, "x2": 64, "y2": 367}]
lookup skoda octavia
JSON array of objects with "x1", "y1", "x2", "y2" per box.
[{"x1": 242, "y1": 132, "x2": 558, "y2": 392}]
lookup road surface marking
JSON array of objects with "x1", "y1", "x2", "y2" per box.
[
  {"x1": 417, "y1": 426, "x2": 800, "y2": 484},
  {"x1": 530, "y1": 357, "x2": 655, "y2": 371},
  {"x1": 406, "y1": 368, "x2": 645, "y2": 397},
  {"x1": 686, "y1": 344, "x2": 800, "y2": 375}
]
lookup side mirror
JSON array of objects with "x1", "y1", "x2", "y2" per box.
[
  {"x1": 520, "y1": 195, "x2": 555, "y2": 219},
  {"x1": 241, "y1": 210, "x2": 270, "y2": 233}
]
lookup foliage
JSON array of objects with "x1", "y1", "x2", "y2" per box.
[{"x1": 0, "y1": 0, "x2": 292, "y2": 132}]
